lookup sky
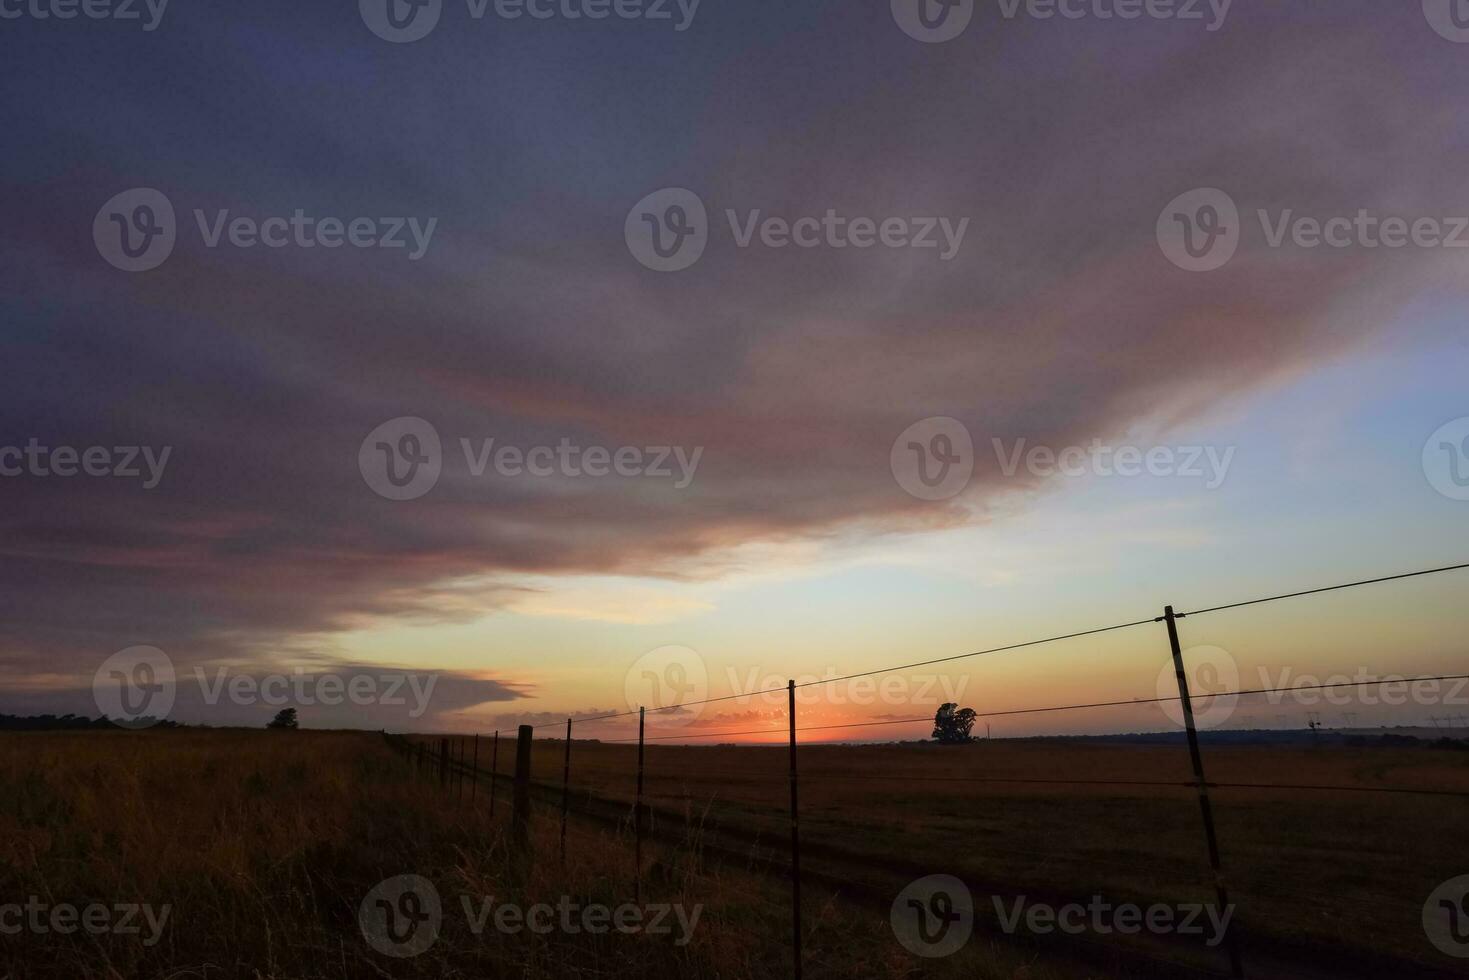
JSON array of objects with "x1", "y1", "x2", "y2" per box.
[{"x1": 2, "y1": 0, "x2": 1468, "y2": 739}]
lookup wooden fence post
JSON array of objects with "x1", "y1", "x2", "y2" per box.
[
  {"x1": 439, "y1": 737, "x2": 449, "y2": 790},
  {"x1": 560, "y1": 718, "x2": 572, "y2": 863},
  {"x1": 490, "y1": 730, "x2": 499, "y2": 817},
  {"x1": 788, "y1": 679, "x2": 802, "y2": 980},
  {"x1": 471, "y1": 733, "x2": 479, "y2": 803},
  {"x1": 635, "y1": 705, "x2": 645, "y2": 904},
  {"x1": 1163, "y1": 605, "x2": 1244, "y2": 979},
  {"x1": 512, "y1": 724, "x2": 533, "y2": 859}
]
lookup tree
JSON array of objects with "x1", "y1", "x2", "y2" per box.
[
  {"x1": 932, "y1": 702, "x2": 976, "y2": 744},
  {"x1": 267, "y1": 708, "x2": 299, "y2": 730}
]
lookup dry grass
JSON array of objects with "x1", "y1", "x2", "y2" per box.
[
  {"x1": 435, "y1": 735, "x2": 1469, "y2": 973},
  {"x1": 0, "y1": 730, "x2": 1099, "y2": 980}
]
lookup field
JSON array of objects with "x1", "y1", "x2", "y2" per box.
[{"x1": 2, "y1": 729, "x2": 1467, "y2": 978}]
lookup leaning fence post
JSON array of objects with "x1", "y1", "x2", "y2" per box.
[
  {"x1": 471, "y1": 733, "x2": 479, "y2": 803},
  {"x1": 560, "y1": 718, "x2": 572, "y2": 863},
  {"x1": 1163, "y1": 605, "x2": 1244, "y2": 979},
  {"x1": 635, "y1": 705, "x2": 646, "y2": 904},
  {"x1": 490, "y1": 730, "x2": 500, "y2": 817},
  {"x1": 512, "y1": 724, "x2": 533, "y2": 860},
  {"x1": 439, "y1": 737, "x2": 449, "y2": 790},
  {"x1": 787, "y1": 678, "x2": 802, "y2": 980}
]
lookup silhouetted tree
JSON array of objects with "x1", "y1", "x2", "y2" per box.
[
  {"x1": 932, "y1": 702, "x2": 977, "y2": 744},
  {"x1": 267, "y1": 708, "x2": 299, "y2": 730}
]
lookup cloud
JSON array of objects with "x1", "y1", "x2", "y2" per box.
[{"x1": 1, "y1": 1, "x2": 1466, "y2": 709}]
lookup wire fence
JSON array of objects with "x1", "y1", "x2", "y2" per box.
[{"x1": 384, "y1": 560, "x2": 1469, "y2": 980}]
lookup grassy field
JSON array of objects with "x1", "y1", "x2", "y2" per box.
[
  {"x1": 417, "y1": 733, "x2": 1469, "y2": 976},
  {"x1": 1, "y1": 729, "x2": 1466, "y2": 978},
  {"x1": 0, "y1": 729, "x2": 1078, "y2": 980}
]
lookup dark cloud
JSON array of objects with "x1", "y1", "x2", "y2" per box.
[{"x1": 1, "y1": 1, "x2": 1466, "y2": 701}]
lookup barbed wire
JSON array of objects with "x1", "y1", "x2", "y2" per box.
[{"x1": 518, "y1": 559, "x2": 1469, "y2": 732}]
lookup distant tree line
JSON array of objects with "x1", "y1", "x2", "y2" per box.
[{"x1": 0, "y1": 713, "x2": 184, "y2": 731}]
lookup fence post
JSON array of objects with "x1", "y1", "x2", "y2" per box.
[
  {"x1": 471, "y1": 733, "x2": 479, "y2": 803},
  {"x1": 1163, "y1": 605, "x2": 1244, "y2": 979},
  {"x1": 490, "y1": 730, "x2": 499, "y2": 817},
  {"x1": 635, "y1": 705, "x2": 645, "y2": 904},
  {"x1": 416, "y1": 741, "x2": 424, "y2": 778},
  {"x1": 439, "y1": 737, "x2": 449, "y2": 790},
  {"x1": 560, "y1": 718, "x2": 572, "y2": 863},
  {"x1": 458, "y1": 738, "x2": 466, "y2": 801},
  {"x1": 512, "y1": 724, "x2": 533, "y2": 859},
  {"x1": 787, "y1": 678, "x2": 802, "y2": 980}
]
